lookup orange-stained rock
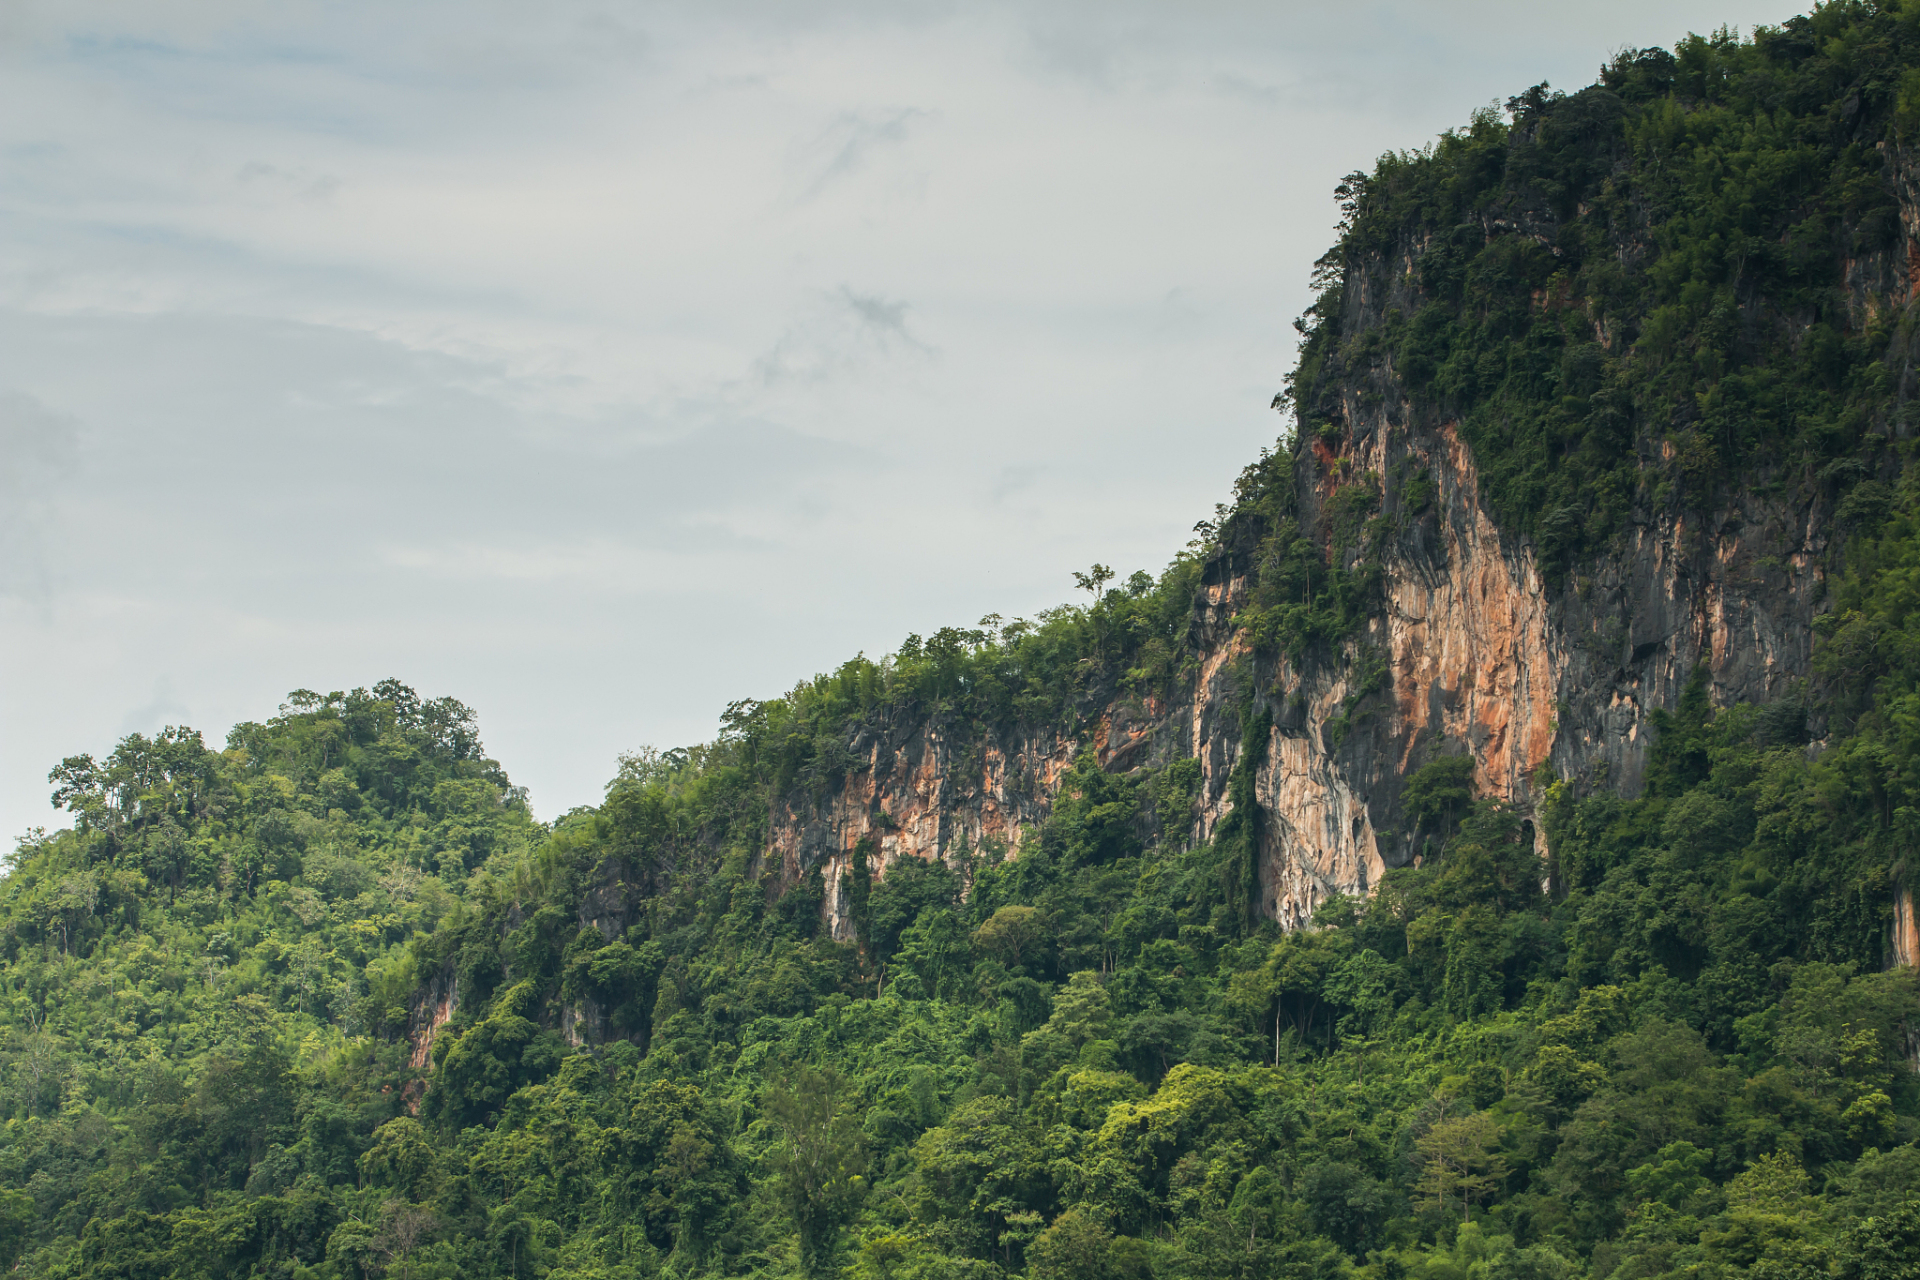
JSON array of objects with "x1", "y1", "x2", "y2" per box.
[{"x1": 767, "y1": 387, "x2": 1823, "y2": 939}]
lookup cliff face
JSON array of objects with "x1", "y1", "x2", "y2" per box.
[
  {"x1": 768, "y1": 403, "x2": 1821, "y2": 939},
  {"x1": 391, "y1": 34, "x2": 1920, "y2": 1161},
  {"x1": 1297, "y1": 222, "x2": 1836, "y2": 857},
  {"x1": 766, "y1": 202, "x2": 1899, "y2": 946},
  {"x1": 495, "y1": 85, "x2": 1920, "y2": 965}
]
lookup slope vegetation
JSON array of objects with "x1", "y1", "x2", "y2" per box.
[{"x1": 4, "y1": 6, "x2": 1920, "y2": 1280}]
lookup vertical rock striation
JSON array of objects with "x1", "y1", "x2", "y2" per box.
[
  {"x1": 765, "y1": 189, "x2": 1881, "y2": 943},
  {"x1": 762, "y1": 354, "x2": 1828, "y2": 940}
]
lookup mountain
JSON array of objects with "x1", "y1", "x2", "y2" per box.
[{"x1": 5, "y1": 8, "x2": 1920, "y2": 1280}]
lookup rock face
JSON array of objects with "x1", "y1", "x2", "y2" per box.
[
  {"x1": 757, "y1": 141, "x2": 1920, "y2": 948},
  {"x1": 767, "y1": 401, "x2": 1822, "y2": 939},
  {"x1": 1896, "y1": 885, "x2": 1919, "y2": 971},
  {"x1": 768, "y1": 246, "x2": 1842, "y2": 945},
  {"x1": 407, "y1": 969, "x2": 460, "y2": 1071},
  {"x1": 403, "y1": 967, "x2": 461, "y2": 1109}
]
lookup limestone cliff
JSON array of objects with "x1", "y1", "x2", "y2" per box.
[
  {"x1": 402, "y1": 33, "x2": 1920, "y2": 1105},
  {"x1": 764, "y1": 162, "x2": 1915, "y2": 944},
  {"x1": 766, "y1": 388, "x2": 1825, "y2": 939}
]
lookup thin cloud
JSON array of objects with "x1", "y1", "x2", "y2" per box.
[
  {"x1": 840, "y1": 288, "x2": 931, "y2": 353},
  {"x1": 0, "y1": 389, "x2": 80, "y2": 602},
  {"x1": 795, "y1": 107, "x2": 928, "y2": 202},
  {"x1": 0, "y1": 390, "x2": 76, "y2": 494},
  {"x1": 235, "y1": 160, "x2": 342, "y2": 204},
  {"x1": 571, "y1": 12, "x2": 651, "y2": 63},
  {"x1": 750, "y1": 288, "x2": 934, "y2": 386}
]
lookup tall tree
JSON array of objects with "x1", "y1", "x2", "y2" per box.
[
  {"x1": 1414, "y1": 1109, "x2": 1509, "y2": 1223},
  {"x1": 766, "y1": 1065, "x2": 869, "y2": 1277}
]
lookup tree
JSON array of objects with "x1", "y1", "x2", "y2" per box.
[
  {"x1": 766, "y1": 1065, "x2": 868, "y2": 1277},
  {"x1": 1028, "y1": 1208, "x2": 1113, "y2": 1280},
  {"x1": 360, "y1": 1117, "x2": 439, "y2": 1200},
  {"x1": 1414, "y1": 1109, "x2": 1509, "y2": 1222},
  {"x1": 45, "y1": 870, "x2": 98, "y2": 955},
  {"x1": 0, "y1": 1189, "x2": 33, "y2": 1271},
  {"x1": 13, "y1": 1032, "x2": 66, "y2": 1117},
  {"x1": 662, "y1": 1118, "x2": 731, "y2": 1263},
  {"x1": 909, "y1": 1096, "x2": 1048, "y2": 1263},
  {"x1": 1840, "y1": 1199, "x2": 1920, "y2": 1280},
  {"x1": 973, "y1": 905, "x2": 1045, "y2": 970},
  {"x1": 373, "y1": 1200, "x2": 437, "y2": 1280},
  {"x1": 1403, "y1": 755, "x2": 1475, "y2": 852},
  {"x1": 1072, "y1": 565, "x2": 1116, "y2": 599},
  {"x1": 1625, "y1": 1140, "x2": 1711, "y2": 1210},
  {"x1": 1228, "y1": 930, "x2": 1346, "y2": 1060},
  {"x1": 1300, "y1": 1161, "x2": 1387, "y2": 1254}
]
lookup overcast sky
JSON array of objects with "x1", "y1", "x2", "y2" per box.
[{"x1": 2, "y1": 0, "x2": 1799, "y2": 838}]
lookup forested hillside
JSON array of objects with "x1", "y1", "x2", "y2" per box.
[{"x1": 8, "y1": 5, "x2": 1920, "y2": 1279}]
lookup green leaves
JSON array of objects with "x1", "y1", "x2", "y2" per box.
[
  {"x1": 17, "y1": 14, "x2": 1920, "y2": 1279},
  {"x1": 766, "y1": 1065, "x2": 869, "y2": 1277},
  {"x1": 428, "y1": 982, "x2": 564, "y2": 1126},
  {"x1": 1413, "y1": 1108, "x2": 1509, "y2": 1222},
  {"x1": 361, "y1": 1117, "x2": 440, "y2": 1199},
  {"x1": 1298, "y1": 9, "x2": 1918, "y2": 582},
  {"x1": 1840, "y1": 1198, "x2": 1920, "y2": 1280},
  {"x1": 1402, "y1": 755, "x2": 1476, "y2": 849},
  {"x1": 970, "y1": 906, "x2": 1045, "y2": 972}
]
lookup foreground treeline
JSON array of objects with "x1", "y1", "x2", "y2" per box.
[
  {"x1": 5, "y1": 653, "x2": 1918, "y2": 1280},
  {"x1": 4, "y1": 659, "x2": 1918, "y2": 1280},
  {"x1": 8, "y1": 4, "x2": 1920, "y2": 1278}
]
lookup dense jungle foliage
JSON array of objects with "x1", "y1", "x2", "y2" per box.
[
  {"x1": 7, "y1": 4, "x2": 1920, "y2": 1279},
  {"x1": 1291, "y1": 0, "x2": 1920, "y2": 583},
  {"x1": 8, "y1": 664, "x2": 1920, "y2": 1280}
]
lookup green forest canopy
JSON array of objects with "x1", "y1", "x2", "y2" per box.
[{"x1": 6, "y1": 5, "x2": 1920, "y2": 1279}]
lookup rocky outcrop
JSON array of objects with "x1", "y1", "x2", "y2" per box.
[
  {"x1": 762, "y1": 131, "x2": 1920, "y2": 945},
  {"x1": 403, "y1": 968, "x2": 460, "y2": 1109},
  {"x1": 406, "y1": 969, "x2": 459, "y2": 1071},
  {"x1": 766, "y1": 367, "x2": 1831, "y2": 941},
  {"x1": 769, "y1": 707, "x2": 1179, "y2": 943},
  {"x1": 1545, "y1": 478, "x2": 1827, "y2": 797},
  {"x1": 1896, "y1": 884, "x2": 1919, "y2": 971}
]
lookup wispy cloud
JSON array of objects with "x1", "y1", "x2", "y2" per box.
[
  {"x1": 0, "y1": 390, "x2": 80, "y2": 602},
  {"x1": 794, "y1": 107, "x2": 928, "y2": 202},
  {"x1": 840, "y1": 288, "x2": 931, "y2": 352},
  {"x1": 751, "y1": 287, "x2": 934, "y2": 386},
  {"x1": 234, "y1": 160, "x2": 342, "y2": 204}
]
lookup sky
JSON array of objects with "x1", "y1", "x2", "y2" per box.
[{"x1": 2, "y1": 0, "x2": 1801, "y2": 838}]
